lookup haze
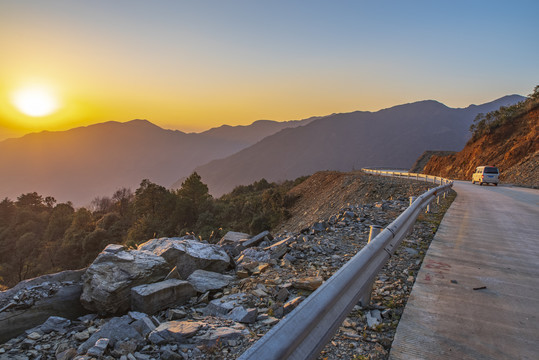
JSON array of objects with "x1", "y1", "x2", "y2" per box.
[{"x1": 0, "y1": 0, "x2": 538, "y2": 141}]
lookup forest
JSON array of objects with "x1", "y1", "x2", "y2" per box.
[{"x1": 0, "y1": 173, "x2": 305, "y2": 289}]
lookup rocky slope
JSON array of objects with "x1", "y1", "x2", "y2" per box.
[
  {"x1": 0, "y1": 173, "x2": 454, "y2": 360},
  {"x1": 423, "y1": 103, "x2": 539, "y2": 187}
]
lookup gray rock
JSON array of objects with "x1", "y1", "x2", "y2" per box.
[
  {"x1": 227, "y1": 307, "x2": 257, "y2": 324},
  {"x1": 242, "y1": 231, "x2": 271, "y2": 248},
  {"x1": 283, "y1": 297, "x2": 303, "y2": 315},
  {"x1": 131, "y1": 279, "x2": 196, "y2": 314},
  {"x1": 148, "y1": 321, "x2": 204, "y2": 344},
  {"x1": 195, "y1": 326, "x2": 246, "y2": 347},
  {"x1": 203, "y1": 293, "x2": 248, "y2": 317},
  {"x1": 236, "y1": 248, "x2": 270, "y2": 265},
  {"x1": 366, "y1": 309, "x2": 382, "y2": 328},
  {"x1": 275, "y1": 288, "x2": 290, "y2": 303},
  {"x1": 131, "y1": 316, "x2": 157, "y2": 337},
  {"x1": 138, "y1": 238, "x2": 230, "y2": 278},
  {"x1": 78, "y1": 316, "x2": 143, "y2": 354},
  {"x1": 87, "y1": 338, "x2": 109, "y2": 357},
  {"x1": 186, "y1": 270, "x2": 234, "y2": 293},
  {"x1": 40, "y1": 316, "x2": 71, "y2": 334},
  {"x1": 218, "y1": 232, "x2": 251, "y2": 246},
  {"x1": 80, "y1": 247, "x2": 169, "y2": 315}
]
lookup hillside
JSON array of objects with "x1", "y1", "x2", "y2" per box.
[
  {"x1": 276, "y1": 171, "x2": 434, "y2": 234},
  {"x1": 423, "y1": 91, "x2": 539, "y2": 187},
  {"x1": 193, "y1": 95, "x2": 524, "y2": 196},
  {"x1": 0, "y1": 118, "x2": 309, "y2": 206}
]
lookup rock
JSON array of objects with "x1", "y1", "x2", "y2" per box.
[
  {"x1": 195, "y1": 326, "x2": 246, "y2": 347},
  {"x1": 138, "y1": 238, "x2": 230, "y2": 278},
  {"x1": 40, "y1": 316, "x2": 71, "y2": 334},
  {"x1": 148, "y1": 321, "x2": 204, "y2": 345},
  {"x1": 226, "y1": 307, "x2": 257, "y2": 324},
  {"x1": 86, "y1": 338, "x2": 109, "y2": 357},
  {"x1": 218, "y1": 232, "x2": 251, "y2": 246},
  {"x1": 236, "y1": 248, "x2": 270, "y2": 265},
  {"x1": 26, "y1": 332, "x2": 41, "y2": 340},
  {"x1": 131, "y1": 279, "x2": 196, "y2": 314},
  {"x1": 80, "y1": 246, "x2": 169, "y2": 315},
  {"x1": 78, "y1": 316, "x2": 143, "y2": 354},
  {"x1": 275, "y1": 288, "x2": 289, "y2": 302},
  {"x1": 292, "y1": 276, "x2": 323, "y2": 291},
  {"x1": 74, "y1": 330, "x2": 90, "y2": 341},
  {"x1": 242, "y1": 231, "x2": 272, "y2": 248},
  {"x1": 283, "y1": 297, "x2": 303, "y2": 314},
  {"x1": 56, "y1": 348, "x2": 77, "y2": 360},
  {"x1": 0, "y1": 270, "x2": 85, "y2": 344},
  {"x1": 203, "y1": 293, "x2": 248, "y2": 317},
  {"x1": 131, "y1": 316, "x2": 157, "y2": 337},
  {"x1": 166, "y1": 309, "x2": 187, "y2": 321},
  {"x1": 186, "y1": 270, "x2": 234, "y2": 293},
  {"x1": 366, "y1": 310, "x2": 382, "y2": 328}
]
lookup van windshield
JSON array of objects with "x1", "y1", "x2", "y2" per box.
[{"x1": 484, "y1": 167, "x2": 499, "y2": 174}]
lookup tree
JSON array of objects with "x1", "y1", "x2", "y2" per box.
[{"x1": 176, "y1": 172, "x2": 211, "y2": 228}]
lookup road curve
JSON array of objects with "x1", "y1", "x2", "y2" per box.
[{"x1": 389, "y1": 181, "x2": 539, "y2": 360}]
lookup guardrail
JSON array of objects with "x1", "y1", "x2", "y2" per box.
[
  {"x1": 362, "y1": 168, "x2": 451, "y2": 185},
  {"x1": 238, "y1": 170, "x2": 453, "y2": 360}
]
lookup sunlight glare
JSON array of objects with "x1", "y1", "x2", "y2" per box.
[{"x1": 11, "y1": 86, "x2": 60, "y2": 117}]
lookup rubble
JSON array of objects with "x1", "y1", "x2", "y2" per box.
[{"x1": 0, "y1": 175, "x2": 455, "y2": 360}]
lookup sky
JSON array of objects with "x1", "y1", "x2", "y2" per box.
[{"x1": 0, "y1": 0, "x2": 538, "y2": 141}]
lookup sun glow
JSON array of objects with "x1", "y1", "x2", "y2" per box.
[{"x1": 11, "y1": 86, "x2": 60, "y2": 117}]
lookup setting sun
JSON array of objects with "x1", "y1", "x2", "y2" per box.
[{"x1": 11, "y1": 86, "x2": 60, "y2": 117}]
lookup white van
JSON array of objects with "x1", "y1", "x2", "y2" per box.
[{"x1": 472, "y1": 166, "x2": 499, "y2": 186}]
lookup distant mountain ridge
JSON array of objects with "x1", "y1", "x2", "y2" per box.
[
  {"x1": 0, "y1": 118, "x2": 311, "y2": 205},
  {"x1": 0, "y1": 95, "x2": 525, "y2": 205},
  {"x1": 192, "y1": 95, "x2": 525, "y2": 196}
]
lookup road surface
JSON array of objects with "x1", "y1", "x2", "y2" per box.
[{"x1": 389, "y1": 181, "x2": 539, "y2": 360}]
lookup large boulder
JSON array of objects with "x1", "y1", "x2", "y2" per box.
[
  {"x1": 80, "y1": 245, "x2": 169, "y2": 315},
  {"x1": 0, "y1": 269, "x2": 86, "y2": 344},
  {"x1": 138, "y1": 238, "x2": 230, "y2": 278}
]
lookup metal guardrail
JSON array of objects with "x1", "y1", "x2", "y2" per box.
[
  {"x1": 238, "y1": 170, "x2": 453, "y2": 360},
  {"x1": 362, "y1": 168, "x2": 451, "y2": 185}
]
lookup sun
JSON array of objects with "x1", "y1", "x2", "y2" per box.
[{"x1": 11, "y1": 86, "x2": 60, "y2": 117}]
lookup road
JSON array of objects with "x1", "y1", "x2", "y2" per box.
[{"x1": 389, "y1": 181, "x2": 539, "y2": 360}]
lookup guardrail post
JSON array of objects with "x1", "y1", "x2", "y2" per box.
[
  {"x1": 443, "y1": 191, "x2": 447, "y2": 199},
  {"x1": 425, "y1": 203, "x2": 431, "y2": 213},
  {"x1": 437, "y1": 195, "x2": 440, "y2": 205},
  {"x1": 409, "y1": 196, "x2": 417, "y2": 206}
]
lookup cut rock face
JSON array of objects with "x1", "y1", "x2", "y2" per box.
[
  {"x1": 131, "y1": 279, "x2": 196, "y2": 314},
  {"x1": 80, "y1": 245, "x2": 170, "y2": 315},
  {"x1": 138, "y1": 238, "x2": 231, "y2": 278}
]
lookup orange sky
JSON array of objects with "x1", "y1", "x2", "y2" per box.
[{"x1": 1, "y1": 1, "x2": 537, "y2": 141}]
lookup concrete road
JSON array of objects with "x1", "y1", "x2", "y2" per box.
[{"x1": 390, "y1": 181, "x2": 539, "y2": 360}]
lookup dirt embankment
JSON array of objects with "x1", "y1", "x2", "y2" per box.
[
  {"x1": 423, "y1": 106, "x2": 539, "y2": 187},
  {"x1": 277, "y1": 171, "x2": 434, "y2": 233}
]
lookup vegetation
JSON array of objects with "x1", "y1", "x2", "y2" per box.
[
  {"x1": 0, "y1": 173, "x2": 305, "y2": 288},
  {"x1": 469, "y1": 85, "x2": 539, "y2": 141}
]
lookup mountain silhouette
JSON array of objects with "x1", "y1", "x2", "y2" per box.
[
  {"x1": 192, "y1": 95, "x2": 525, "y2": 196},
  {"x1": 0, "y1": 119, "x2": 309, "y2": 205}
]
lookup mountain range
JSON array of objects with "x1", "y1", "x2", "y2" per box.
[
  {"x1": 194, "y1": 95, "x2": 524, "y2": 196},
  {"x1": 0, "y1": 95, "x2": 524, "y2": 205}
]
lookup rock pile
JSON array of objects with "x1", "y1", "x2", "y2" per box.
[{"x1": 0, "y1": 183, "x2": 454, "y2": 360}]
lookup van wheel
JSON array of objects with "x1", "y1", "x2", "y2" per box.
[
  {"x1": 494, "y1": 183, "x2": 498, "y2": 186},
  {"x1": 479, "y1": 182, "x2": 483, "y2": 186}
]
